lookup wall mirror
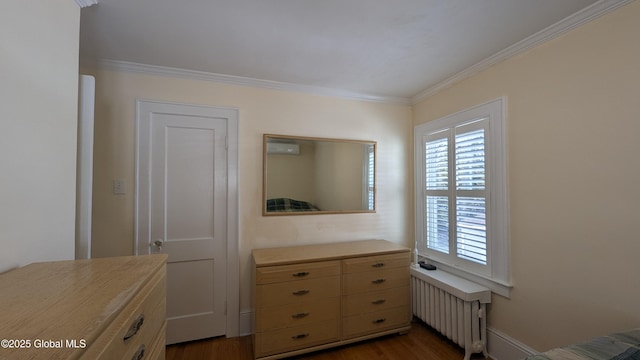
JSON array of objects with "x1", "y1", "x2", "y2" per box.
[{"x1": 263, "y1": 134, "x2": 376, "y2": 215}]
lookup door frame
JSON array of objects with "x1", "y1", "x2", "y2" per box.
[{"x1": 134, "y1": 99, "x2": 240, "y2": 337}]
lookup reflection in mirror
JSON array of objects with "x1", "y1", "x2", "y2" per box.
[{"x1": 263, "y1": 134, "x2": 376, "y2": 215}]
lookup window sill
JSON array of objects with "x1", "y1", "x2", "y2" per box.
[{"x1": 418, "y1": 257, "x2": 513, "y2": 298}]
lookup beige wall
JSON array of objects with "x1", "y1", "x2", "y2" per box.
[
  {"x1": 315, "y1": 141, "x2": 365, "y2": 211},
  {"x1": 85, "y1": 68, "x2": 413, "y2": 311},
  {"x1": 413, "y1": 1, "x2": 640, "y2": 351},
  {"x1": 266, "y1": 142, "x2": 317, "y2": 204},
  {"x1": 0, "y1": 1, "x2": 80, "y2": 272}
]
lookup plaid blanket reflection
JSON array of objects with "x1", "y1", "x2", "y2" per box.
[{"x1": 266, "y1": 198, "x2": 320, "y2": 212}]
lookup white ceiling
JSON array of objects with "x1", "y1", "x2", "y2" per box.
[{"x1": 80, "y1": 0, "x2": 616, "y2": 103}]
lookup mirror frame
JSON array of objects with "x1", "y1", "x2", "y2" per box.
[{"x1": 263, "y1": 133, "x2": 377, "y2": 216}]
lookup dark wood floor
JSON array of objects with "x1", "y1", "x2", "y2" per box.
[{"x1": 166, "y1": 321, "x2": 490, "y2": 360}]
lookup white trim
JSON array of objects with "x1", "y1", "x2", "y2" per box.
[
  {"x1": 75, "y1": 75, "x2": 95, "y2": 260},
  {"x1": 90, "y1": 59, "x2": 411, "y2": 105},
  {"x1": 414, "y1": 97, "x2": 511, "y2": 297},
  {"x1": 80, "y1": 1, "x2": 632, "y2": 105},
  {"x1": 134, "y1": 99, "x2": 240, "y2": 338},
  {"x1": 420, "y1": 258, "x2": 512, "y2": 298},
  {"x1": 225, "y1": 110, "x2": 240, "y2": 337},
  {"x1": 411, "y1": 0, "x2": 634, "y2": 104},
  {"x1": 487, "y1": 327, "x2": 538, "y2": 360},
  {"x1": 75, "y1": 0, "x2": 98, "y2": 8},
  {"x1": 239, "y1": 309, "x2": 253, "y2": 337}
]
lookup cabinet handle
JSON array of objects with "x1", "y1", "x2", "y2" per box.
[
  {"x1": 371, "y1": 299, "x2": 386, "y2": 305},
  {"x1": 291, "y1": 333, "x2": 309, "y2": 340},
  {"x1": 292, "y1": 271, "x2": 309, "y2": 277},
  {"x1": 131, "y1": 344, "x2": 145, "y2": 360},
  {"x1": 371, "y1": 278, "x2": 386, "y2": 284},
  {"x1": 123, "y1": 314, "x2": 145, "y2": 341},
  {"x1": 372, "y1": 263, "x2": 385, "y2": 268},
  {"x1": 372, "y1": 318, "x2": 387, "y2": 324},
  {"x1": 291, "y1": 312, "x2": 309, "y2": 319},
  {"x1": 292, "y1": 289, "x2": 309, "y2": 296}
]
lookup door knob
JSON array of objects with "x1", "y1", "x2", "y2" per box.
[{"x1": 153, "y1": 239, "x2": 164, "y2": 251}]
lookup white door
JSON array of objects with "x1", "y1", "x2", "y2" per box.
[{"x1": 136, "y1": 100, "x2": 236, "y2": 344}]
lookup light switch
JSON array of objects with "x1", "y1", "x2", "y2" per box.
[{"x1": 113, "y1": 179, "x2": 126, "y2": 195}]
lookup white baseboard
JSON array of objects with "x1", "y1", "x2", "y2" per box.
[
  {"x1": 239, "y1": 309, "x2": 253, "y2": 336},
  {"x1": 487, "y1": 327, "x2": 537, "y2": 360}
]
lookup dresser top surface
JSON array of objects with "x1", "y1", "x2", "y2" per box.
[
  {"x1": 0, "y1": 254, "x2": 167, "y2": 357},
  {"x1": 252, "y1": 240, "x2": 409, "y2": 267}
]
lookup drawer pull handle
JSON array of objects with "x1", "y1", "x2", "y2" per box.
[
  {"x1": 292, "y1": 312, "x2": 309, "y2": 319},
  {"x1": 123, "y1": 314, "x2": 145, "y2": 341},
  {"x1": 371, "y1": 278, "x2": 386, "y2": 284},
  {"x1": 131, "y1": 344, "x2": 145, "y2": 360},
  {"x1": 292, "y1": 333, "x2": 309, "y2": 340},
  {"x1": 371, "y1": 299, "x2": 386, "y2": 305},
  {"x1": 372, "y1": 263, "x2": 385, "y2": 268},
  {"x1": 292, "y1": 271, "x2": 310, "y2": 277},
  {"x1": 372, "y1": 318, "x2": 387, "y2": 324},
  {"x1": 292, "y1": 289, "x2": 309, "y2": 296}
]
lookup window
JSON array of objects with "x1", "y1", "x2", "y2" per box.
[
  {"x1": 414, "y1": 98, "x2": 511, "y2": 297},
  {"x1": 363, "y1": 143, "x2": 375, "y2": 210}
]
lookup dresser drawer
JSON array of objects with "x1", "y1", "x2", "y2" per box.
[
  {"x1": 342, "y1": 306, "x2": 410, "y2": 339},
  {"x1": 255, "y1": 319, "x2": 340, "y2": 357},
  {"x1": 252, "y1": 240, "x2": 411, "y2": 359},
  {"x1": 342, "y1": 285, "x2": 409, "y2": 317},
  {"x1": 81, "y1": 267, "x2": 166, "y2": 360},
  {"x1": 145, "y1": 323, "x2": 167, "y2": 360},
  {"x1": 121, "y1": 299, "x2": 166, "y2": 360},
  {"x1": 342, "y1": 267, "x2": 409, "y2": 295},
  {"x1": 342, "y1": 252, "x2": 410, "y2": 274},
  {"x1": 256, "y1": 260, "x2": 340, "y2": 284},
  {"x1": 256, "y1": 276, "x2": 340, "y2": 307},
  {"x1": 256, "y1": 297, "x2": 340, "y2": 332}
]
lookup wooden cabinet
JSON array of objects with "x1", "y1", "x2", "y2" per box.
[
  {"x1": 254, "y1": 260, "x2": 341, "y2": 357},
  {"x1": 0, "y1": 255, "x2": 167, "y2": 360},
  {"x1": 252, "y1": 240, "x2": 410, "y2": 360},
  {"x1": 341, "y1": 253, "x2": 411, "y2": 339}
]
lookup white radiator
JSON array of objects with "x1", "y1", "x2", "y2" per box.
[{"x1": 410, "y1": 266, "x2": 491, "y2": 360}]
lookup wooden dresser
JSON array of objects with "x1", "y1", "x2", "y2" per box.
[
  {"x1": 0, "y1": 255, "x2": 167, "y2": 360},
  {"x1": 252, "y1": 240, "x2": 411, "y2": 359}
]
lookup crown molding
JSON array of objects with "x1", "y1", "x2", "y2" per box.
[
  {"x1": 75, "y1": 0, "x2": 98, "y2": 8},
  {"x1": 411, "y1": 0, "x2": 635, "y2": 105},
  {"x1": 82, "y1": 0, "x2": 631, "y2": 106},
  {"x1": 87, "y1": 59, "x2": 411, "y2": 105}
]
